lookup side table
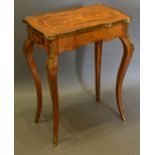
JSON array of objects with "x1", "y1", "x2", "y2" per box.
[{"x1": 23, "y1": 4, "x2": 134, "y2": 146}]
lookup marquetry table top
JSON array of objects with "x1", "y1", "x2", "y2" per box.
[{"x1": 23, "y1": 4, "x2": 130, "y2": 40}]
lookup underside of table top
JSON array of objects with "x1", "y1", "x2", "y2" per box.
[{"x1": 23, "y1": 4, "x2": 131, "y2": 40}]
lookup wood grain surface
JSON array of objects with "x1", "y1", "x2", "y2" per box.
[{"x1": 23, "y1": 4, "x2": 130, "y2": 39}]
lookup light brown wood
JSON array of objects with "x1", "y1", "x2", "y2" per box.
[
  {"x1": 23, "y1": 4, "x2": 134, "y2": 145},
  {"x1": 58, "y1": 23, "x2": 123, "y2": 52},
  {"x1": 23, "y1": 4, "x2": 130, "y2": 40},
  {"x1": 95, "y1": 41, "x2": 102, "y2": 102},
  {"x1": 46, "y1": 41, "x2": 59, "y2": 146},
  {"x1": 23, "y1": 39, "x2": 42, "y2": 123},
  {"x1": 116, "y1": 31, "x2": 134, "y2": 121}
]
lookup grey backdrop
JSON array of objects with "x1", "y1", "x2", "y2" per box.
[{"x1": 15, "y1": 0, "x2": 139, "y2": 155}]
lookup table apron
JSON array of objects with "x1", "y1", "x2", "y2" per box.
[{"x1": 58, "y1": 23, "x2": 124, "y2": 52}]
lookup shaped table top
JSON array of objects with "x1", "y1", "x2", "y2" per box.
[{"x1": 23, "y1": 4, "x2": 130, "y2": 39}]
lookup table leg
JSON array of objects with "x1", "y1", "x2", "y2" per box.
[
  {"x1": 46, "y1": 46, "x2": 59, "y2": 146},
  {"x1": 95, "y1": 41, "x2": 103, "y2": 102},
  {"x1": 23, "y1": 39, "x2": 42, "y2": 123},
  {"x1": 116, "y1": 34, "x2": 134, "y2": 120}
]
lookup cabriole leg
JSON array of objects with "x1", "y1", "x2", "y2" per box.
[
  {"x1": 116, "y1": 33, "x2": 134, "y2": 121},
  {"x1": 95, "y1": 41, "x2": 103, "y2": 102},
  {"x1": 23, "y1": 39, "x2": 42, "y2": 123},
  {"x1": 46, "y1": 44, "x2": 59, "y2": 146}
]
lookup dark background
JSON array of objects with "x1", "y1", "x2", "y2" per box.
[{"x1": 15, "y1": 0, "x2": 140, "y2": 154}]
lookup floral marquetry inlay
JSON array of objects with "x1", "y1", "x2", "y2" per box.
[{"x1": 23, "y1": 4, "x2": 130, "y2": 39}]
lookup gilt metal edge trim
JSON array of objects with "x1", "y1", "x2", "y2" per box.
[
  {"x1": 44, "y1": 19, "x2": 131, "y2": 40},
  {"x1": 25, "y1": 18, "x2": 131, "y2": 42}
]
